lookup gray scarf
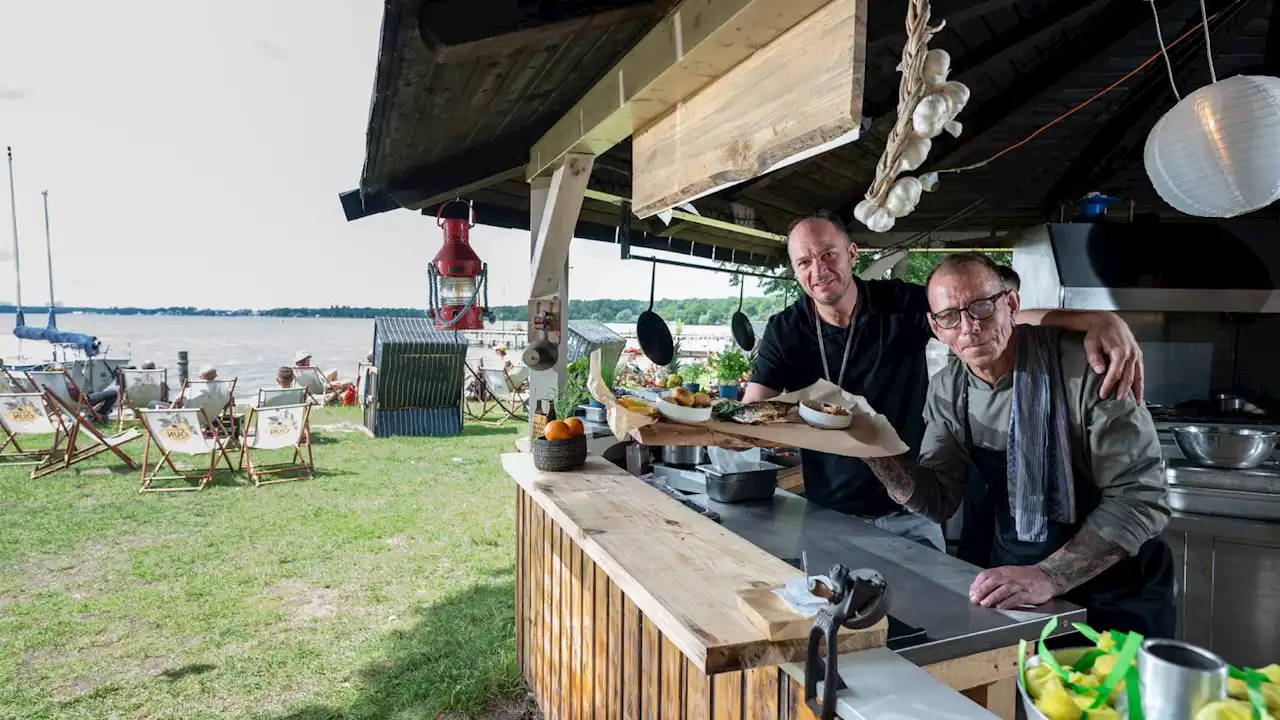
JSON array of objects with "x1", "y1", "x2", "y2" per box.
[{"x1": 1006, "y1": 325, "x2": 1076, "y2": 542}]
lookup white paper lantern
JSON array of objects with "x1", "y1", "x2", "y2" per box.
[{"x1": 1145, "y1": 75, "x2": 1280, "y2": 218}]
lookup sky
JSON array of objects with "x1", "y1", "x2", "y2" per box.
[{"x1": 0, "y1": 0, "x2": 769, "y2": 310}]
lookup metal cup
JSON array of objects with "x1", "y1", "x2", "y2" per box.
[{"x1": 1138, "y1": 638, "x2": 1227, "y2": 719}]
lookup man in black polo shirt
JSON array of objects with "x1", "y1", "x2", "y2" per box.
[{"x1": 744, "y1": 212, "x2": 1144, "y2": 550}]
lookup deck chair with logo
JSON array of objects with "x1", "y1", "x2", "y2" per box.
[
  {"x1": 177, "y1": 378, "x2": 238, "y2": 437},
  {"x1": 291, "y1": 366, "x2": 337, "y2": 405},
  {"x1": 26, "y1": 369, "x2": 92, "y2": 417},
  {"x1": 239, "y1": 403, "x2": 313, "y2": 486},
  {"x1": 117, "y1": 367, "x2": 168, "y2": 429},
  {"x1": 36, "y1": 390, "x2": 140, "y2": 479},
  {"x1": 257, "y1": 387, "x2": 307, "y2": 409},
  {"x1": 137, "y1": 407, "x2": 235, "y2": 492},
  {"x1": 0, "y1": 392, "x2": 57, "y2": 467}
]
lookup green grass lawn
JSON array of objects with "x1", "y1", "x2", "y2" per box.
[{"x1": 0, "y1": 407, "x2": 531, "y2": 720}]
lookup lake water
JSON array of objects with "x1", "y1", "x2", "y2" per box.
[{"x1": 0, "y1": 314, "x2": 745, "y2": 392}]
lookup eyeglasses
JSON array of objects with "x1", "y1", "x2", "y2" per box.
[{"x1": 930, "y1": 290, "x2": 1011, "y2": 330}]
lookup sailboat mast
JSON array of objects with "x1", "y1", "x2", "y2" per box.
[
  {"x1": 42, "y1": 190, "x2": 55, "y2": 316},
  {"x1": 5, "y1": 147, "x2": 21, "y2": 314}
]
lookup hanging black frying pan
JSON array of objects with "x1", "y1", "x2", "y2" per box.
[
  {"x1": 731, "y1": 278, "x2": 755, "y2": 351},
  {"x1": 636, "y1": 261, "x2": 674, "y2": 366}
]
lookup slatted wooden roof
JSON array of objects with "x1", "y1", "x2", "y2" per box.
[{"x1": 340, "y1": 0, "x2": 1279, "y2": 262}]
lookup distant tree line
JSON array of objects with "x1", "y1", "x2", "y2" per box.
[{"x1": 0, "y1": 251, "x2": 1009, "y2": 321}]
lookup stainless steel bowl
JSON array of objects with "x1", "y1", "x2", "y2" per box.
[
  {"x1": 1171, "y1": 425, "x2": 1279, "y2": 469},
  {"x1": 660, "y1": 445, "x2": 706, "y2": 467}
]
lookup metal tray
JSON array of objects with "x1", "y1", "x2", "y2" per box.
[
  {"x1": 1167, "y1": 485, "x2": 1280, "y2": 522},
  {"x1": 1165, "y1": 460, "x2": 1280, "y2": 494},
  {"x1": 696, "y1": 461, "x2": 780, "y2": 503}
]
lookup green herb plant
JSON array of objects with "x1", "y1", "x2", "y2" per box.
[{"x1": 711, "y1": 347, "x2": 752, "y2": 386}]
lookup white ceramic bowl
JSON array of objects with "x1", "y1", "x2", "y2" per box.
[
  {"x1": 799, "y1": 401, "x2": 854, "y2": 430},
  {"x1": 656, "y1": 395, "x2": 713, "y2": 424}
]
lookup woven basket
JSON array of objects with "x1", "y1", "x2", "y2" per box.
[{"x1": 533, "y1": 435, "x2": 587, "y2": 472}]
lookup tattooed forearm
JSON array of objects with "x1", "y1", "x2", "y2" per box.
[
  {"x1": 1035, "y1": 526, "x2": 1126, "y2": 595},
  {"x1": 862, "y1": 455, "x2": 966, "y2": 523}
]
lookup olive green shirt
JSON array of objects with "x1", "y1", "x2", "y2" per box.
[{"x1": 914, "y1": 331, "x2": 1170, "y2": 556}]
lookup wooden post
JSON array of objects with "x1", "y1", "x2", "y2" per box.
[
  {"x1": 177, "y1": 350, "x2": 189, "y2": 385},
  {"x1": 527, "y1": 155, "x2": 592, "y2": 433}
]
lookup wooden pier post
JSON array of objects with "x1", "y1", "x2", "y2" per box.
[{"x1": 177, "y1": 351, "x2": 189, "y2": 385}]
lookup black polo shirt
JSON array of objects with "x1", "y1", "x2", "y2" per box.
[{"x1": 751, "y1": 277, "x2": 933, "y2": 517}]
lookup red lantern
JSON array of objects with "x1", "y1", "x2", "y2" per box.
[{"x1": 428, "y1": 198, "x2": 490, "y2": 330}]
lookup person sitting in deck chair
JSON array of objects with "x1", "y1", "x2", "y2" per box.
[{"x1": 277, "y1": 366, "x2": 295, "y2": 388}]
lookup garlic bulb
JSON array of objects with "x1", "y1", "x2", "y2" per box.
[
  {"x1": 912, "y1": 94, "x2": 950, "y2": 139},
  {"x1": 885, "y1": 177, "x2": 924, "y2": 218},
  {"x1": 866, "y1": 206, "x2": 896, "y2": 232},
  {"x1": 923, "y1": 49, "x2": 951, "y2": 86},
  {"x1": 898, "y1": 136, "x2": 932, "y2": 171},
  {"x1": 939, "y1": 81, "x2": 970, "y2": 119},
  {"x1": 853, "y1": 199, "x2": 877, "y2": 224},
  {"x1": 944, "y1": 120, "x2": 963, "y2": 138},
  {"x1": 919, "y1": 172, "x2": 940, "y2": 192}
]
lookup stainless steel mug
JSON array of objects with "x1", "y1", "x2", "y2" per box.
[{"x1": 1139, "y1": 638, "x2": 1227, "y2": 719}]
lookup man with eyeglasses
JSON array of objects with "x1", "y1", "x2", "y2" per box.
[
  {"x1": 744, "y1": 213, "x2": 1145, "y2": 551},
  {"x1": 860, "y1": 253, "x2": 1173, "y2": 636}
]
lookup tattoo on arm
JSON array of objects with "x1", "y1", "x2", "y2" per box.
[
  {"x1": 1035, "y1": 526, "x2": 1126, "y2": 595},
  {"x1": 863, "y1": 455, "x2": 966, "y2": 523}
]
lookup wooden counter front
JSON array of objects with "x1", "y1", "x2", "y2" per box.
[{"x1": 507, "y1": 453, "x2": 886, "y2": 719}]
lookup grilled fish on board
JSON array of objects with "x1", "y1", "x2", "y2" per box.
[{"x1": 721, "y1": 400, "x2": 799, "y2": 425}]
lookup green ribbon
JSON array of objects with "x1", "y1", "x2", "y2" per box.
[
  {"x1": 1072, "y1": 622, "x2": 1103, "y2": 645},
  {"x1": 1229, "y1": 666, "x2": 1269, "y2": 720},
  {"x1": 1089, "y1": 630, "x2": 1142, "y2": 711}
]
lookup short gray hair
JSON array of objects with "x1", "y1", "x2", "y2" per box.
[
  {"x1": 787, "y1": 209, "x2": 851, "y2": 243},
  {"x1": 925, "y1": 253, "x2": 1003, "y2": 290}
]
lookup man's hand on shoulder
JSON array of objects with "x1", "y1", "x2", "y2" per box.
[{"x1": 1083, "y1": 313, "x2": 1144, "y2": 404}]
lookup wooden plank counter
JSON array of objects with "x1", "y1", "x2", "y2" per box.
[{"x1": 507, "y1": 453, "x2": 886, "y2": 719}]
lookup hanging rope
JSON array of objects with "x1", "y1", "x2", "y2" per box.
[
  {"x1": 930, "y1": 1, "x2": 1237, "y2": 176},
  {"x1": 1148, "y1": 0, "x2": 1182, "y2": 100},
  {"x1": 1199, "y1": 0, "x2": 1218, "y2": 82}
]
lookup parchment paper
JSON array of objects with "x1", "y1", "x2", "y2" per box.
[{"x1": 587, "y1": 350, "x2": 908, "y2": 458}]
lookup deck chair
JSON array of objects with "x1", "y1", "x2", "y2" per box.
[
  {"x1": 35, "y1": 390, "x2": 140, "y2": 479},
  {"x1": 257, "y1": 387, "x2": 307, "y2": 408},
  {"x1": 2, "y1": 368, "x2": 35, "y2": 393},
  {"x1": 117, "y1": 368, "x2": 168, "y2": 429},
  {"x1": 178, "y1": 378, "x2": 239, "y2": 440},
  {"x1": 478, "y1": 365, "x2": 530, "y2": 422},
  {"x1": 291, "y1": 366, "x2": 336, "y2": 404},
  {"x1": 0, "y1": 392, "x2": 57, "y2": 466},
  {"x1": 137, "y1": 407, "x2": 234, "y2": 492},
  {"x1": 26, "y1": 369, "x2": 92, "y2": 416},
  {"x1": 239, "y1": 403, "x2": 313, "y2": 486}
]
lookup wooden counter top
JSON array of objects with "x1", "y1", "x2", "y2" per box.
[{"x1": 503, "y1": 453, "x2": 885, "y2": 674}]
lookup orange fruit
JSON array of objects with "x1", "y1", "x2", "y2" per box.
[
  {"x1": 543, "y1": 420, "x2": 573, "y2": 442},
  {"x1": 564, "y1": 417, "x2": 584, "y2": 436}
]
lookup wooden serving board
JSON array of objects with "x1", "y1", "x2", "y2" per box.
[{"x1": 735, "y1": 587, "x2": 886, "y2": 642}]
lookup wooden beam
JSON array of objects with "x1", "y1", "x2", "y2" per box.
[
  {"x1": 1049, "y1": 0, "x2": 1258, "y2": 201},
  {"x1": 532, "y1": 154, "x2": 594, "y2": 298},
  {"x1": 526, "y1": 0, "x2": 833, "y2": 180},
  {"x1": 631, "y1": 0, "x2": 867, "y2": 217},
  {"x1": 867, "y1": 0, "x2": 1029, "y2": 49},
  {"x1": 384, "y1": 135, "x2": 537, "y2": 211},
  {"x1": 419, "y1": 4, "x2": 659, "y2": 64},
  {"x1": 925, "y1": 0, "x2": 1184, "y2": 173}
]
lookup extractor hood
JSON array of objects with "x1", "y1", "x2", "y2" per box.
[{"x1": 1011, "y1": 220, "x2": 1280, "y2": 313}]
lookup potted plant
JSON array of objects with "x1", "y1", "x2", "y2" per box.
[
  {"x1": 589, "y1": 361, "x2": 617, "y2": 408},
  {"x1": 681, "y1": 361, "x2": 707, "y2": 393},
  {"x1": 711, "y1": 347, "x2": 752, "y2": 401}
]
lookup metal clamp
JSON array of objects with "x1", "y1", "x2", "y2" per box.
[{"x1": 804, "y1": 565, "x2": 890, "y2": 720}]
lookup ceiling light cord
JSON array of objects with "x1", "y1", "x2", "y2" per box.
[
  {"x1": 1199, "y1": 0, "x2": 1218, "y2": 82},
  {"x1": 1149, "y1": 0, "x2": 1183, "y2": 99}
]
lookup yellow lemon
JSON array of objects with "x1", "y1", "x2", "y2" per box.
[
  {"x1": 1025, "y1": 664, "x2": 1064, "y2": 700},
  {"x1": 1261, "y1": 665, "x2": 1280, "y2": 685},
  {"x1": 1195, "y1": 699, "x2": 1271, "y2": 720},
  {"x1": 1035, "y1": 690, "x2": 1084, "y2": 720}
]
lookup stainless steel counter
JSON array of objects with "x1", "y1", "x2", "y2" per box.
[{"x1": 684, "y1": 485, "x2": 1085, "y2": 667}]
